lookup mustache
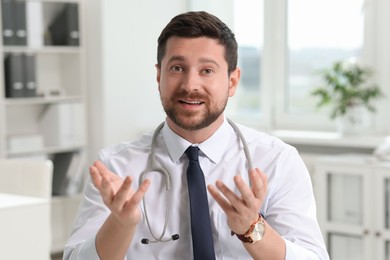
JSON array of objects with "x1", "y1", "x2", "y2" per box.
[{"x1": 173, "y1": 89, "x2": 207, "y2": 100}]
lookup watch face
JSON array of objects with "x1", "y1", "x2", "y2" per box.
[{"x1": 250, "y1": 221, "x2": 265, "y2": 241}]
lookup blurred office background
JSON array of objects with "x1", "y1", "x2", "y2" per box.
[{"x1": 1, "y1": 0, "x2": 390, "y2": 259}]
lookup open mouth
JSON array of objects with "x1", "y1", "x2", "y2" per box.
[{"x1": 179, "y1": 100, "x2": 204, "y2": 105}]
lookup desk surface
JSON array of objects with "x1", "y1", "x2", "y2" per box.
[
  {"x1": 0, "y1": 193, "x2": 47, "y2": 209},
  {"x1": 0, "y1": 193, "x2": 50, "y2": 260}
]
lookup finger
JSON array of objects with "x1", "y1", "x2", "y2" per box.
[
  {"x1": 89, "y1": 175, "x2": 115, "y2": 207},
  {"x1": 251, "y1": 168, "x2": 268, "y2": 199},
  {"x1": 90, "y1": 165, "x2": 115, "y2": 201},
  {"x1": 98, "y1": 172, "x2": 118, "y2": 205},
  {"x1": 233, "y1": 175, "x2": 254, "y2": 205},
  {"x1": 214, "y1": 179, "x2": 245, "y2": 212},
  {"x1": 89, "y1": 165, "x2": 102, "y2": 188},
  {"x1": 260, "y1": 170, "x2": 268, "y2": 193},
  {"x1": 93, "y1": 160, "x2": 116, "y2": 182},
  {"x1": 111, "y1": 176, "x2": 132, "y2": 209},
  {"x1": 124, "y1": 179, "x2": 151, "y2": 212},
  {"x1": 207, "y1": 184, "x2": 235, "y2": 214}
]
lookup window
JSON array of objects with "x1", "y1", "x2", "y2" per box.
[
  {"x1": 231, "y1": 0, "x2": 263, "y2": 118},
  {"x1": 189, "y1": 0, "x2": 389, "y2": 133},
  {"x1": 287, "y1": 0, "x2": 364, "y2": 115},
  {"x1": 272, "y1": 0, "x2": 367, "y2": 131}
]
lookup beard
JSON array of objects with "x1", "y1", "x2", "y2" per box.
[{"x1": 161, "y1": 89, "x2": 228, "y2": 131}]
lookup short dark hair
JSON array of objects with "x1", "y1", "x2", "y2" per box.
[{"x1": 157, "y1": 11, "x2": 238, "y2": 75}]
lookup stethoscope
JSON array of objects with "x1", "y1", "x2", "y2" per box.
[{"x1": 139, "y1": 118, "x2": 253, "y2": 244}]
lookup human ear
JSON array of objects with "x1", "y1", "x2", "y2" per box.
[
  {"x1": 155, "y1": 64, "x2": 161, "y2": 92},
  {"x1": 228, "y1": 67, "x2": 240, "y2": 97}
]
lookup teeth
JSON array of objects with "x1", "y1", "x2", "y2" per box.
[{"x1": 185, "y1": 101, "x2": 202, "y2": 104}]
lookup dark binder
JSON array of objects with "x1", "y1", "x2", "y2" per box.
[
  {"x1": 52, "y1": 152, "x2": 74, "y2": 196},
  {"x1": 23, "y1": 54, "x2": 37, "y2": 97},
  {"x1": 51, "y1": 151, "x2": 85, "y2": 196},
  {"x1": 1, "y1": 0, "x2": 15, "y2": 45},
  {"x1": 64, "y1": 150, "x2": 86, "y2": 195},
  {"x1": 48, "y1": 3, "x2": 80, "y2": 46},
  {"x1": 13, "y1": 0, "x2": 27, "y2": 45},
  {"x1": 4, "y1": 53, "x2": 25, "y2": 98},
  {"x1": 67, "y1": 3, "x2": 79, "y2": 46}
]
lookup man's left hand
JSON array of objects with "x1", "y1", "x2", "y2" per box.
[{"x1": 207, "y1": 168, "x2": 268, "y2": 235}]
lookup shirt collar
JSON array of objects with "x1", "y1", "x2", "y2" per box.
[{"x1": 162, "y1": 118, "x2": 234, "y2": 164}]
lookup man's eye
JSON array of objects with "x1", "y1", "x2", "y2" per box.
[
  {"x1": 170, "y1": 65, "x2": 183, "y2": 72},
  {"x1": 202, "y1": 68, "x2": 214, "y2": 75}
]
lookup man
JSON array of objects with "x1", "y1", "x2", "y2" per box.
[{"x1": 63, "y1": 11, "x2": 329, "y2": 260}]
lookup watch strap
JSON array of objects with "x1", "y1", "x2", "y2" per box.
[{"x1": 231, "y1": 214, "x2": 264, "y2": 243}]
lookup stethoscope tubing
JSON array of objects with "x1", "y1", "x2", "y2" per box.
[{"x1": 139, "y1": 118, "x2": 253, "y2": 244}]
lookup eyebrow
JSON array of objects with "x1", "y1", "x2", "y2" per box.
[
  {"x1": 167, "y1": 55, "x2": 220, "y2": 68},
  {"x1": 167, "y1": 55, "x2": 185, "y2": 64}
]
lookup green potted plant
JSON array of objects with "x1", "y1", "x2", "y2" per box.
[{"x1": 311, "y1": 60, "x2": 384, "y2": 133}]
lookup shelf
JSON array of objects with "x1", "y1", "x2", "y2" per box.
[
  {"x1": 7, "y1": 144, "x2": 85, "y2": 157},
  {"x1": 51, "y1": 193, "x2": 83, "y2": 201},
  {"x1": 316, "y1": 154, "x2": 390, "y2": 167},
  {"x1": 30, "y1": 0, "x2": 81, "y2": 3},
  {"x1": 0, "y1": 0, "x2": 86, "y2": 254},
  {"x1": 4, "y1": 96, "x2": 83, "y2": 105},
  {"x1": 3, "y1": 46, "x2": 81, "y2": 54},
  {"x1": 272, "y1": 129, "x2": 389, "y2": 149}
]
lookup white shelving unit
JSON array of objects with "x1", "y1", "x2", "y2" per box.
[
  {"x1": 314, "y1": 155, "x2": 390, "y2": 260},
  {"x1": 0, "y1": 0, "x2": 87, "y2": 254}
]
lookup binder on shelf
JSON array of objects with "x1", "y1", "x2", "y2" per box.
[
  {"x1": 2, "y1": 0, "x2": 44, "y2": 47},
  {"x1": 4, "y1": 53, "x2": 37, "y2": 98},
  {"x1": 1, "y1": 0, "x2": 15, "y2": 45},
  {"x1": 48, "y1": 3, "x2": 80, "y2": 46},
  {"x1": 52, "y1": 152, "x2": 71, "y2": 195},
  {"x1": 65, "y1": 150, "x2": 86, "y2": 195},
  {"x1": 13, "y1": 0, "x2": 27, "y2": 46},
  {"x1": 4, "y1": 53, "x2": 25, "y2": 98},
  {"x1": 51, "y1": 150, "x2": 86, "y2": 196},
  {"x1": 23, "y1": 53, "x2": 37, "y2": 97}
]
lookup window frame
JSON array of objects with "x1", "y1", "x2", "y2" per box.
[
  {"x1": 272, "y1": 0, "x2": 390, "y2": 133},
  {"x1": 189, "y1": 0, "x2": 390, "y2": 134}
]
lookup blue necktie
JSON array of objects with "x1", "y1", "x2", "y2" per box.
[{"x1": 185, "y1": 146, "x2": 216, "y2": 260}]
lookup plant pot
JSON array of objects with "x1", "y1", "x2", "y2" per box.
[{"x1": 336, "y1": 105, "x2": 372, "y2": 135}]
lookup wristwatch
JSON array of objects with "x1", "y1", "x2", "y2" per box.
[{"x1": 231, "y1": 214, "x2": 265, "y2": 243}]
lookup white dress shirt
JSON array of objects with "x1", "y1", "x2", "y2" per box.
[{"x1": 63, "y1": 118, "x2": 329, "y2": 260}]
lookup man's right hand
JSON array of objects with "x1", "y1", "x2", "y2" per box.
[{"x1": 89, "y1": 160, "x2": 151, "y2": 227}]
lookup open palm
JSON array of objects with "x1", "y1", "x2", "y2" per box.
[{"x1": 90, "y1": 160, "x2": 150, "y2": 227}]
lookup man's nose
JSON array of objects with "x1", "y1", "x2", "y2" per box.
[{"x1": 181, "y1": 70, "x2": 200, "y2": 92}]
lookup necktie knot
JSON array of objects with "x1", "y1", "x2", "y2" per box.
[{"x1": 185, "y1": 146, "x2": 199, "y2": 162}]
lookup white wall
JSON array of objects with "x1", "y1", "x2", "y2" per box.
[{"x1": 86, "y1": 0, "x2": 187, "y2": 160}]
